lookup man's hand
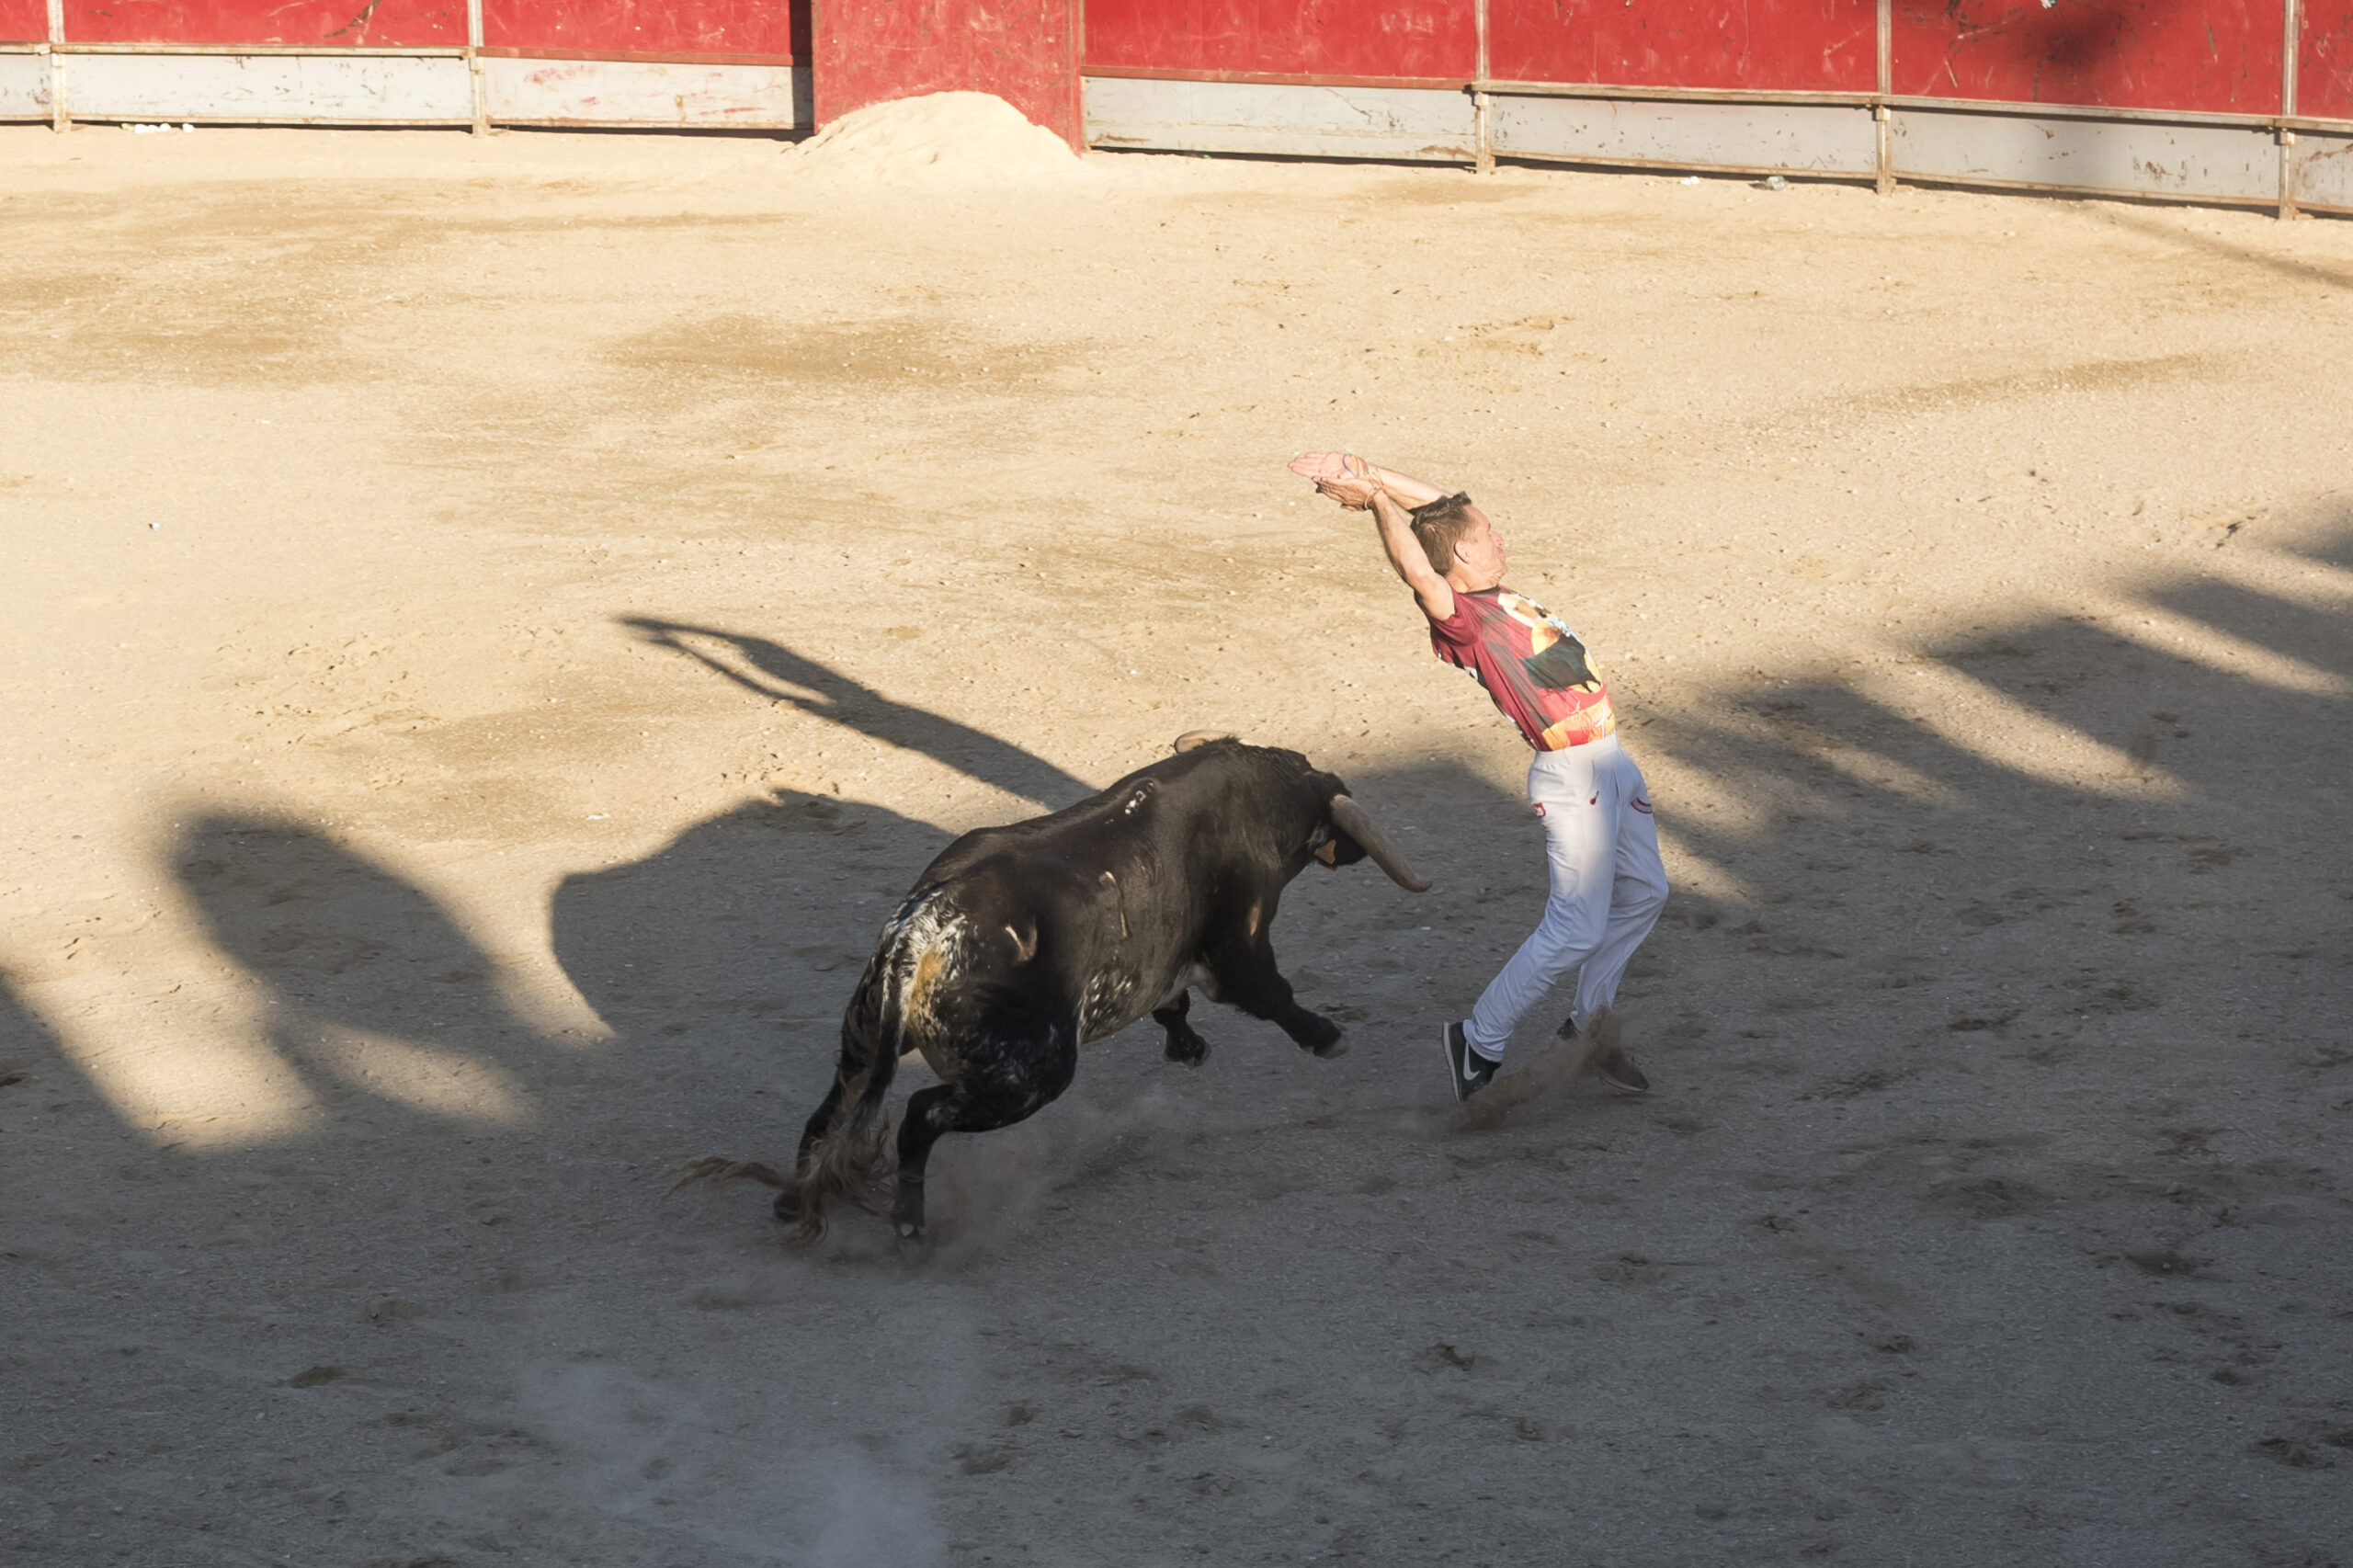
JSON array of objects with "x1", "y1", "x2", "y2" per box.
[
  {"x1": 1289, "y1": 451, "x2": 1382, "y2": 510},
  {"x1": 1288, "y1": 452, "x2": 1449, "y2": 511}
]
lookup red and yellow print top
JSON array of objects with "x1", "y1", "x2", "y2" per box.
[{"x1": 1425, "y1": 587, "x2": 1618, "y2": 752}]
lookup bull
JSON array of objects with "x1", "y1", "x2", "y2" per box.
[{"x1": 686, "y1": 733, "x2": 1427, "y2": 1241}]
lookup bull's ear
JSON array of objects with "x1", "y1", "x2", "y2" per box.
[{"x1": 1173, "y1": 730, "x2": 1236, "y2": 754}]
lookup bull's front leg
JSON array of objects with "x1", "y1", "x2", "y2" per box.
[
  {"x1": 1204, "y1": 934, "x2": 1346, "y2": 1060},
  {"x1": 1154, "y1": 989, "x2": 1211, "y2": 1067}
]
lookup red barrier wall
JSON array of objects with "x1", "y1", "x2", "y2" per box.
[
  {"x1": 0, "y1": 0, "x2": 46, "y2": 44},
  {"x1": 2306, "y1": 0, "x2": 2353, "y2": 119},
  {"x1": 1890, "y1": 0, "x2": 2282, "y2": 114},
  {"x1": 62, "y1": 0, "x2": 465, "y2": 46},
  {"x1": 1488, "y1": 0, "x2": 1875, "y2": 93},
  {"x1": 1083, "y1": 0, "x2": 1475, "y2": 85},
  {"x1": 483, "y1": 0, "x2": 805, "y2": 62},
  {"x1": 814, "y1": 0, "x2": 1081, "y2": 147}
]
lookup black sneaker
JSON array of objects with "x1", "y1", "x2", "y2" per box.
[{"x1": 1441, "y1": 1021, "x2": 1499, "y2": 1103}]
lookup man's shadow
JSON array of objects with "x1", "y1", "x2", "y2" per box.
[{"x1": 620, "y1": 617, "x2": 1092, "y2": 812}]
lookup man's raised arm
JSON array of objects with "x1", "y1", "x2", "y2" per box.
[
  {"x1": 1289, "y1": 452, "x2": 1454, "y2": 621},
  {"x1": 1369, "y1": 489, "x2": 1455, "y2": 623}
]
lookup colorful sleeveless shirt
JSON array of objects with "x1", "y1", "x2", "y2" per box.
[{"x1": 1425, "y1": 587, "x2": 1617, "y2": 752}]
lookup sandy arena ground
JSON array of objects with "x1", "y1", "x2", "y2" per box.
[{"x1": 3, "y1": 116, "x2": 2351, "y2": 1566}]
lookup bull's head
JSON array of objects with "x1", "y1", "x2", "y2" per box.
[{"x1": 1173, "y1": 731, "x2": 1430, "y2": 892}]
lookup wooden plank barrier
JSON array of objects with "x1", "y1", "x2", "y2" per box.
[{"x1": 0, "y1": 0, "x2": 2346, "y2": 214}]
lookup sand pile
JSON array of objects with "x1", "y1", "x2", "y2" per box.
[{"x1": 788, "y1": 91, "x2": 1090, "y2": 183}]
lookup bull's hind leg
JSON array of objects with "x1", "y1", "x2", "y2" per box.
[
  {"x1": 891, "y1": 1021, "x2": 1079, "y2": 1239},
  {"x1": 1154, "y1": 990, "x2": 1210, "y2": 1067},
  {"x1": 1205, "y1": 932, "x2": 1346, "y2": 1059}
]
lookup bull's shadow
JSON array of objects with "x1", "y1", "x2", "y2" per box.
[{"x1": 548, "y1": 786, "x2": 961, "y2": 1160}]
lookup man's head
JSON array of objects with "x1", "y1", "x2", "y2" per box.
[{"x1": 1410, "y1": 493, "x2": 1506, "y2": 589}]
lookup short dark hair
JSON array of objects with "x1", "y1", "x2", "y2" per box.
[{"x1": 1409, "y1": 493, "x2": 1480, "y2": 575}]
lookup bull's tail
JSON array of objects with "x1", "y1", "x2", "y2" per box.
[{"x1": 790, "y1": 892, "x2": 947, "y2": 1240}]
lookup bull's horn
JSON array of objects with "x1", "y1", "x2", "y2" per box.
[
  {"x1": 1329, "y1": 795, "x2": 1429, "y2": 892},
  {"x1": 1173, "y1": 730, "x2": 1236, "y2": 754}
]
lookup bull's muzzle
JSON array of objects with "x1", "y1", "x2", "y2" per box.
[{"x1": 1329, "y1": 795, "x2": 1428, "y2": 892}]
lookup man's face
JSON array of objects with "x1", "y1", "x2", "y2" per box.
[{"x1": 1453, "y1": 507, "x2": 1506, "y2": 584}]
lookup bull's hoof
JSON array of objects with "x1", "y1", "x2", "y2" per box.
[
  {"x1": 891, "y1": 1179, "x2": 926, "y2": 1240},
  {"x1": 1294, "y1": 1015, "x2": 1347, "y2": 1059},
  {"x1": 771, "y1": 1187, "x2": 803, "y2": 1223},
  {"x1": 1164, "y1": 1031, "x2": 1211, "y2": 1068}
]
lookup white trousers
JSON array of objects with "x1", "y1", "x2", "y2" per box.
[{"x1": 1465, "y1": 734, "x2": 1669, "y2": 1061}]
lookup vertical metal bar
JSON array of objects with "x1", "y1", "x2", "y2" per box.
[
  {"x1": 468, "y1": 0, "x2": 490, "y2": 135},
  {"x1": 45, "y1": 0, "x2": 65, "y2": 132},
  {"x1": 1473, "y1": 0, "x2": 1492, "y2": 171},
  {"x1": 1875, "y1": 0, "x2": 1893, "y2": 193},
  {"x1": 2280, "y1": 0, "x2": 2302, "y2": 218},
  {"x1": 1069, "y1": 0, "x2": 1086, "y2": 152}
]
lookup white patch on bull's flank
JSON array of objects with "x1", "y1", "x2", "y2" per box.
[
  {"x1": 1077, "y1": 968, "x2": 1144, "y2": 1042},
  {"x1": 883, "y1": 891, "x2": 972, "y2": 1030}
]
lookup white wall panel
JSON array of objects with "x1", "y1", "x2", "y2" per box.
[
  {"x1": 2291, "y1": 130, "x2": 2353, "y2": 214},
  {"x1": 1086, "y1": 76, "x2": 1474, "y2": 161},
  {"x1": 480, "y1": 58, "x2": 808, "y2": 129},
  {"x1": 1890, "y1": 108, "x2": 2279, "y2": 204},
  {"x1": 1490, "y1": 94, "x2": 1878, "y2": 176},
  {"x1": 0, "y1": 53, "x2": 49, "y2": 121},
  {"x1": 60, "y1": 52, "x2": 472, "y2": 125}
]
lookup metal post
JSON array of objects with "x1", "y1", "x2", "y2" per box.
[
  {"x1": 1068, "y1": 0, "x2": 1086, "y2": 153},
  {"x1": 1472, "y1": 0, "x2": 1492, "y2": 172},
  {"x1": 2280, "y1": 0, "x2": 2302, "y2": 218},
  {"x1": 1874, "y1": 0, "x2": 1893, "y2": 193},
  {"x1": 467, "y1": 0, "x2": 490, "y2": 135},
  {"x1": 45, "y1": 0, "x2": 65, "y2": 132}
]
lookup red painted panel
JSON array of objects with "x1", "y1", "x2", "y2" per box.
[
  {"x1": 815, "y1": 0, "x2": 1081, "y2": 148},
  {"x1": 1891, "y1": 0, "x2": 2281, "y2": 114},
  {"x1": 0, "y1": 0, "x2": 46, "y2": 44},
  {"x1": 62, "y1": 0, "x2": 464, "y2": 46},
  {"x1": 1083, "y1": 0, "x2": 1475, "y2": 83},
  {"x1": 2304, "y1": 0, "x2": 2353, "y2": 120},
  {"x1": 1487, "y1": 0, "x2": 1874, "y2": 92},
  {"x1": 483, "y1": 0, "x2": 806, "y2": 61}
]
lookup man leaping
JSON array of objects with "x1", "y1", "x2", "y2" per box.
[{"x1": 1290, "y1": 452, "x2": 1668, "y2": 1102}]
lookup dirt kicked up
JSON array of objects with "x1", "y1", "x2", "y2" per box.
[{"x1": 2, "y1": 115, "x2": 2350, "y2": 1566}]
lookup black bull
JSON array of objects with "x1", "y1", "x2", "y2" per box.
[{"x1": 682, "y1": 734, "x2": 1427, "y2": 1240}]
